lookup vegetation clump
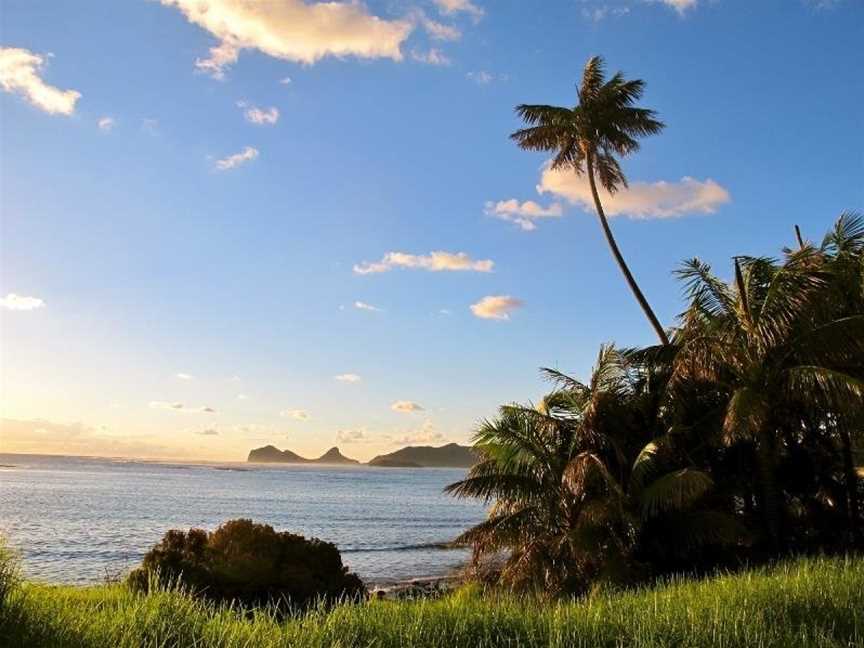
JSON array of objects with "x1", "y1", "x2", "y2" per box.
[
  {"x1": 126, "y1": 518, "x2": 366, "y2": 611},
  {"x1": 448, "y1": 213, "x2": 864, "y2": 595}
]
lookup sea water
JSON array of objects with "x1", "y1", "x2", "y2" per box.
[{"x1": 0, "y1": 453, "x2": 486, "y2": 585}]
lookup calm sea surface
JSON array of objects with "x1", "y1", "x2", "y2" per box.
[{"x1": 0, "y1": 454, "x2": 486, "y2": 585}]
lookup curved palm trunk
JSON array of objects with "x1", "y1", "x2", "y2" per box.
[{"x1": 586, "y1": 153, "x2": 670, "y2": 345}]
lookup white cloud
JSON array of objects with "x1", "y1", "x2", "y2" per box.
[
  {"x1": 149, "y1": 401, "x2": 216, "y2": 413},
  {"x1": 335, "y1": 373, "x2": 362, "y2": 383},
  {"x1": 281, "y1": 409, "x2": 310, "y2": 421},
  {"x1": 393, "y1": 419, "x2": 445, "y2": 445},
  {"x1": 433, "y1": 0, "x2": 484, "y2": 19},
  {"x1": 354, "y1": 301, "x2": 382, "y2": 312},
  {"x1": 336, "y1": 427, "x2": 372, "y2": 443},
  {"x1": 238, "y1": 101, "x2": 279, "y2": 125},
  {"x1": 279, "y1": 76, "x2": 292, "y2": 85},
  {"x1": 466, "y1": 70, "x2": 507, "y2": 85},
  {"x1": 411, "y1": 48, "x2": 451, "y2": 66},
  {"x1": 176, "y1": 373, "x2": 193, "y2": 381},
  {"x1": 0, "y1": 47, "x2": 80, "y2": 115},
  {"x1": 215, "y1": 146, "x2": 259, "y2": 171},
  {"x1": 195, "y1": 428, "x2": 219, "y2": 436},
  {"x1": 354, "y1": 251, "x2": 493, "y2": 275},
  {"x1": 804, "y1": 0, "x2": 843, "y2": 8},
  {"x1": 236, "y1": 394, "x2": 249, "y2": 400},
  {"x1": 421, "y1": 17, "x2": 461, "y2": 41},
  {"x1": 160, "y1": 0, "x2": 413, "y2": 79},
  {"x1": 581, "y1": 5, "x2": 630, "y2": 22},
  {"x1": 0, "y1": 293, "x2": 45, "y2": 311},
  {"x1": 657, "y1": 0, "x2": 698, "y2": 14},
  {"x1": 470, "y1": 295, "x2": 523, "y2": 321},
  {"x1": 97, "y1": 116, "x2": 115, "y2": 132},
  {"x1": 484, "y1": 199, "x2": 563, "y2": 231},
  {"x1": 391, "y1": 400, "x2": 425, "y2": 414},
  {"x1": 537, "y1": 164, "x2": 730, "y2": 219}
]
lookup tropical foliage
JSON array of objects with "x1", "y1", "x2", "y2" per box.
[{"x1": 448, "y1": 213, "x2": 864, "y2": 594}]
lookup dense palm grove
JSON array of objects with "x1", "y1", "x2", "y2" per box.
[
  {"x1": 447, "y1": 215, "x2": 864, "y2": 595},
  {"x1": 447, "y1": 56, "x2": 863, "y2": 595}
]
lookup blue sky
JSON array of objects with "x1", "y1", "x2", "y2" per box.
[{"x1": 1, "y1": 0, "x2": 862, "y2": 461}]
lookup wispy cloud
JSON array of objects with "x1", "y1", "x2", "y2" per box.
[
  {"x1": 195, "y1": 428, "x2": 219, "y2": 436},
  {"x1": 537, "y1": 163, "x2": 730, "y2": 219},
  {"x1": 484, "y1": 199, "x2": 563, "y2": 231},
  {"x1": 215, "y1": 146, "x2": 259, "y2": 171},
  {"x1": 391, "y1": 400, "x2": 425, "y2": 414},
  {"x1": 433, "y1": 0, "x2": 484, "y2": 20},
  {"x1": 354, "y1": 301, "x2": 382, "y2": 312},
  {"x1": 160, "y1": 0, "x2": 414, "y2": 79},
  {"x1": 238, "y1": 101, "x2": 279, "y2": 125},
  {"x1": 97, "y1": 116, "x2": 115, "y2": 132},
  {"x1": 466, "y1": 70, "x2": 507, "y2": 85},
  {"x1": 0, "y1": 293, "x2": 45, "y2": 311},
  {"x1": 656, "y1": 0, "x2": 698, "y2": 14},
  {"x1": 411, "y1": 48, "x2": 451, "y2": 66},
  {"x1": 0, "y1": 47, "x2": 80, "y2": 115},
  {"x1": 579, "y1": 0, "x2": 700, "y2": 20},
  {"x1": 176, "y1": 373, "x2": 193, "y2": 381},
  {"x1": 335, "y1": 373, "x2": 362, "y2": 383},
  {"x1": 149, "y1": 401, "x2": 216, "y2": 413},
  {"x1": 421, "y1": 17, "x2": 461, "y2": 41},
  {"x1": 804, "y1": 0, "x2": 843, "y2": 8},
  {"x1": 470, "y1": 295, "x2": 523, "y2": 321},
  {"x1": 281, "y1": 409, "x2": 310, "y2": 421},
  {"x1": 336, "y1": 427, "x2": 372, "y2": 443},
  {"x1": 354, "y1": 251, "x2": 493, "y2": 275}
]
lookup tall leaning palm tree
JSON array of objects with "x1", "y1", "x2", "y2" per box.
[{"x1": 511, "y1": 56, "x2": 669, "y2": 345}]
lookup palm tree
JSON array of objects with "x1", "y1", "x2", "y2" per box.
[
  {"x1": 511, "y1": 56, "x2": 669, "y2": 345},
  {"x1": 670, "y1": 249, "x2": 864, "y2": 549},
  {"x1": 817, "y1": 212, "x2": 864, "y2": 541},
  {"x1": 446, "y1": 346, "x2": 727, "y2": 593}
]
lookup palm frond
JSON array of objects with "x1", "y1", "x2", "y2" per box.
[
  {"x1": 722, "y1": 386, "x2": 769, "y2": 444},
  {"x1": 640, "y1": 469, "x2": 714, "y2": 519}
]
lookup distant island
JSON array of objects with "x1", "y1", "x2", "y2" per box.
[
  {"x1": 247, "y1": 442, "x2": 475, "y2": 468},
  {"x1": 368, "y1": 443, "x2": 476, "y2": 468},
  {"x1": 247, "y1": 445, "x2": 359, "y2": 465}
]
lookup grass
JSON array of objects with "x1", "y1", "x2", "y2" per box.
[{"x1": 1, "y1": 556, "x2": 862, "y2": 648}]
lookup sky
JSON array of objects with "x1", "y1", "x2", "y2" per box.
[{"x1": 1, "y1": 0, "x2": 862, "y2": 462}]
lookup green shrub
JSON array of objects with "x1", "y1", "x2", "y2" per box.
[{"x1": 127, "y1": 519, "x2": 365, "y2": 611}]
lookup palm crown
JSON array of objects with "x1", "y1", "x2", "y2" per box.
[{"x1": 511, "y1": 56, "x2": 665, "y2": 194}]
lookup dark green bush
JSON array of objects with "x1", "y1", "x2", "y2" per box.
[{"x1": 127, "y1": 519, "x2": 366, "y2": 610}]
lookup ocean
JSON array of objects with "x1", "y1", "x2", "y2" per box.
[{"x1": 0, "y1": 453, "x2": 486, "y2": 585}]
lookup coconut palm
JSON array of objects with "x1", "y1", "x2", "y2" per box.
[
  {"x1": 511, "y1": 56, "x2": 669, "y2": 345},
  {"x1": 670, "y1": 248, "x2": 864, "y2": 549},
  {"x1": 446, "y1": 346, "x2": 727, "y2": 593},
  {"x1": 816, "y1": 212, "x2": 864, "y2": 541}
]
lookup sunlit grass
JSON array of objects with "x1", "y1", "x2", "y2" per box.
[{"x1": 1, "y1": 556, "x2": 861, "y2": 647}]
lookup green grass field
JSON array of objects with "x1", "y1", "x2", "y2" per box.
[{"x1": 1, "y1": 556, "x2": 861, "y2": 648}]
